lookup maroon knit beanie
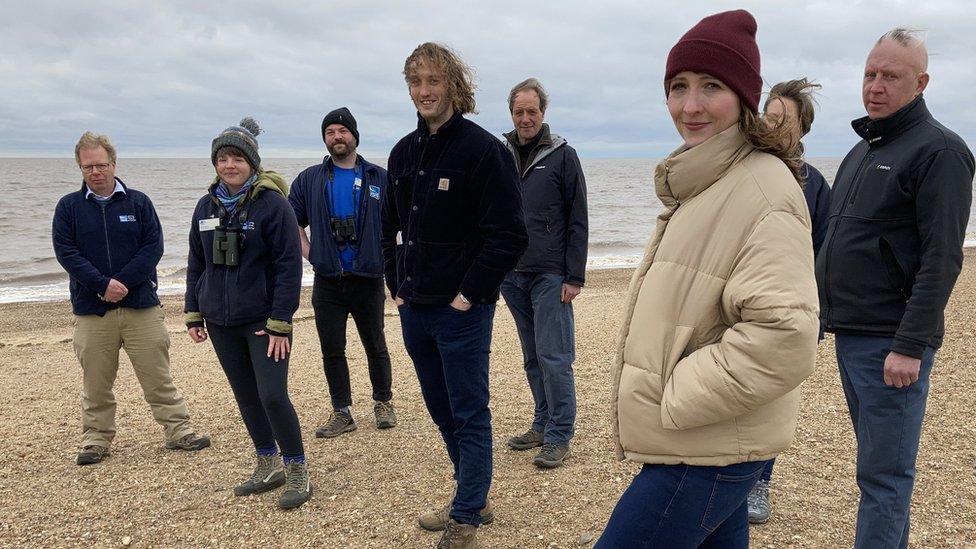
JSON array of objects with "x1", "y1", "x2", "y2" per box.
[{"x1": 664, "y1": 9, "x2": 762, "y2": 113}]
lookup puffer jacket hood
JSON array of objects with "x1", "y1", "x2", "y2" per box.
[{"x1": 611, "y1": 125, "x2": 819, "y2": 467}]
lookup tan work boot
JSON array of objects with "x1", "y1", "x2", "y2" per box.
[
  {"x1": 436, "y1": 520, "x2": 478, "y2": 548},
  {"x1": 419, "y1": 494, "x2": 493, "y2": 531}
]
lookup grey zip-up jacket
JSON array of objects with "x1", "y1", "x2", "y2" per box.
[{"x1": 503, "y1": 124, "x2": 589, "y2": 286}]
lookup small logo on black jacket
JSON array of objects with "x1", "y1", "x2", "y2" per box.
[{"x1": 876, "y1": 164, "x2": 892, "y2": 171}]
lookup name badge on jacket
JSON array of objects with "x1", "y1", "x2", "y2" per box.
[{"x1": 199, "y1": 217, "x2": 220, "y2": 232}]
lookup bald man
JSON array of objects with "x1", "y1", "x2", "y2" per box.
[{"x1": 816, "y1": 29, "x2": 974, "y2": 548}]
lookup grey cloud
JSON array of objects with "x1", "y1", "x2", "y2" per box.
[{"x1": 2, "y1": 0, "x2": 974, "y2": 158}]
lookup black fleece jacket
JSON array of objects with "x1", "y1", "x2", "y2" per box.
[{"x1": 816, "y1": 96, "x2": 974, "y2": 358}]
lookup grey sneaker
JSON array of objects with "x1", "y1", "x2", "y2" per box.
[
  {"x1": 278, "y1": 461, "x2": 312, "y2": 510},
  {"x1": 374, "y1": 400, "x2": 398, "y2": 429},
  {"x1": 315, "y1": 411, "x2": 357, "y2": 438},
  {"x1": 76, "y1": 445, "x2": 109, "y2": 466},
  {"x1": 165, "y1": 433, "x2": 211, "y2": 451},
  {"x1": 748, "y1": 479, "x2": 772, "y2": 524},
  {"x1": 507, "y1": 428, "x2": 543, "y2": 451},
  {"x1": 533, "y1": 443, "x2": 571, "y2": 468},
  {"x1": 234, "y1": 454, "x2": 285, "y2": 496},
  {"x1": 437, "y1": 520, "x2": 479, "y2": 549},
  {"x1": 419, "y1": 494, "x2": 494, "y2": 532}
]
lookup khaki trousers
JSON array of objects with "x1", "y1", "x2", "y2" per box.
[{"x1": 72, "y1": 306, "x2": 192, "y2": 447}]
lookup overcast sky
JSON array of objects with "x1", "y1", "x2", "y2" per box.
[{"x1": 2, "y1": 0, "x2": 974, "y2": 159}]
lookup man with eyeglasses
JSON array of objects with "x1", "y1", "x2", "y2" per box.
[{"x1": 53, "y1": 131, "x2": 210, "y2": 466}]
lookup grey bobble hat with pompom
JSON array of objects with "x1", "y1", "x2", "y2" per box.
[{"x1": 212, "y1": 117, "x2": 262, "y2": 169}]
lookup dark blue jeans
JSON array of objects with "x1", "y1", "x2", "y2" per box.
[
  {"x1": 597, "y1": 461, "x2": 764, "y2": 548},
  {"x1": 500, "y1": 272, "x2": 577, "y2": 445},
  {"x1": 835, "y1": 334, "x2": 935, "y2": 549},
  {"x1": 207, "y1": 320, "x2": 304, "y2": 460},
  {"x1": 398, "y1": 303, "x2": 495, "y2": 526}
]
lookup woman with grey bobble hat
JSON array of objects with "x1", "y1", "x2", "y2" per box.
[{"x1": 184, "y1": 117, "x2": 311, "y2": 509}]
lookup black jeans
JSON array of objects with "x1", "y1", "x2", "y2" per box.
[
  {"x1": 207, "y1": 320, "x2": 304, "y2": 459},
  {"x1": 311, "y1": 274, "x2": 393, "y2": 410}
]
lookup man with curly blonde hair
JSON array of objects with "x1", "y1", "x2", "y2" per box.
[{"x1": 382, "y1": 42, "x2": 527, "y2": 548}]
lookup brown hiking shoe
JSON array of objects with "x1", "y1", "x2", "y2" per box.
[
  {"x1": 419, "y1": 495, "x2": 494, "y2": 532},
  {"x1": 507, "y1": 428, "x2": 543, "y2": 451},
  {"x1": 76, "y1": 445, "x2": 109, "y2": 466},
  {"x1": 165, "y1": 433, "x2": 211, "y2": 451},
  {"x1": 374, "y1": 400, "x2": 398, "y2": 429},
  {"x1": 315, "y1": 410, "x2": 357, "y2": 438},
  {"x1": 436, "y1": 520, "x2": 479, "y2": 549}
]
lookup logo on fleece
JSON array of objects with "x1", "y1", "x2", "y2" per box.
[{"x1": 119, "y1": 215, "x2": 136, "y2": 222}]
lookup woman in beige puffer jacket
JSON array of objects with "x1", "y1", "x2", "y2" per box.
[{"x1": 597, "y1": 9, "x2": 819, "y2": 549}]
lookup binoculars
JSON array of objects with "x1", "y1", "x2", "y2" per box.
[
  {"x1": 331, "y1": 216, "x2": 358, "y2": 246},
  {"x1": 213, "y1": 227, "x2": 242, "y2": 266}
]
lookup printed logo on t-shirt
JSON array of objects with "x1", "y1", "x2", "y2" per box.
[{"x1": 119, "y1": 215, "x2": 136, "y2": 222}]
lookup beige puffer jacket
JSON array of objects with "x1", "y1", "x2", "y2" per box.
[{"x1": 611, "y1": 126, "x2": 819, "y2": 466}]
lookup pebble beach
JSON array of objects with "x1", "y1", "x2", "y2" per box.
[{"x1": 1, "y1": 257, "x2": 974, "y2": 548}]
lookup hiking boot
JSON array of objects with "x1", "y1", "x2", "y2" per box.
[
  {"x1": 278, "y1": 461, "x2": 312, "y2": 510},
  {"x1": 234, "y1": 454, "x2": 285, "y2": 496},
  {"x1": 533, "y1": 443, "x2": 570, "y2": 468},
  {"x1": 748, "y1": 479, "x2": 772, "y2": 524},
  {"x1": 165, "y1": 433, "x2": 211, "y2": 451},
  {"x1": 436, "y1": 520, "x2": 479, "y2": 549},
  {"x1": 507, "y1": 428, "x2": 543, "y2": 451},
  {"x1": 374, "y1": 400, "x2": 398, "y2": 429},
  {"x1": 315, "y1": 410, "x2": 356, "y2": 438},
  {"x1": 419, "y1": 495, "x2": 494, "y2": 532},
  {"x1": 76, "y1": 445, "x2": 109, "y2": 466}
]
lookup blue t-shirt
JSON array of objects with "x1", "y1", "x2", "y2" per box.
[{"x1": 328, "y1": 166, "x2": 361, "y2": 271}]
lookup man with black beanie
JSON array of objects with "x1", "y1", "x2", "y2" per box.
[{"x1": 289, "y1": 107, "x2": 396, "y2": 439}]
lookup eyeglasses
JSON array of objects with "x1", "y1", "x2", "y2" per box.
[{"x1": 81, "y1": 163, "x2": 112, "y2": 174}]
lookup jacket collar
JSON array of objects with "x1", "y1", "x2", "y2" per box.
[
  {"x1": 851, "y1": 95, "x2": 929, "y2": 146},
  {"x1": 323, "y1": 154, "x2": 372, "y2": 179},
  {"x1": 416, "y1": 109, "x2": 464, "y2": 137},
  {"x1": 81, "y1": 177, "x2": 127, "y2": 200},
  {"x1": 655, "y1": 125, "x2": 753, "y2": 209},
  {"x1": 503, "y1": 123, "x2": 553, "y2": 149}
]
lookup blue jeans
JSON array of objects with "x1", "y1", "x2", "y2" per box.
[
  {"x1": 835, "y1": 334, "x2": 935, "y2": 549},
  {"x1": 398, "y1": 303, "x2": 496, "y2": 526},
  {"x1": 597, "y1": 461, "x2": 764, "y2": 548},
  {"x1": 500, "y1": 272, "x2": 577, "y2": 445}
]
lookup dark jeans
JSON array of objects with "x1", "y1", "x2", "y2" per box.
[
  {"x1": 311, "y1": 274, "x2": 393, "y2": 410},
  {"x1": 760, "y1": 459, "x2": 774, "y2": 482},
  {"x1": 597, "y1": 461, "x2": 765, "y2": 549},
  {"x1": 500, "y1": 272, "x2": 577, "y2": 445},
  {"x1": 835, "y1": 334, "x2": 936, "y2": 549},
  {"x1": 398, "y1": 302, "x2": 495, "y2": 526},
  {"x1": 207, "y1": 320, "x2": 304, "y2": 459}
]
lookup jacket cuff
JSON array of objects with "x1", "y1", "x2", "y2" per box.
[
  {"x1": 184, "y1": 312, "x2": 204, "y2": 328},
  {"x1": 564, "y1": 276, "x2": 585, "y2": 287},
  {"x1": 890, "y1": 336, "x2": 926, "y2": 360},
  {"x1": 265, "y1": 318, "x2": 293, "y2": 336}
]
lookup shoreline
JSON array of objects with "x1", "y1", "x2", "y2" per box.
[{"x1": 4, "y1": 246, "x2": 976, "y2": 306}]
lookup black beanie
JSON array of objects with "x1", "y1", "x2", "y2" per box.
[{"x1": 321, "y1": 107, "x2": 360, "y2": 146}]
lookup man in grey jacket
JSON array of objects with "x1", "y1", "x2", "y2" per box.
[{"x1": 501, "y1": 78, "x2": 588, "y2": 469}]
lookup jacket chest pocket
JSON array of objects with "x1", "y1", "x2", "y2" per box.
[
  {"x1": 848, "y1": 163, "x2": 915, "y2": 220},
  {"x1": 422, "y1": 169, "x2": 469, "y2": 241}
]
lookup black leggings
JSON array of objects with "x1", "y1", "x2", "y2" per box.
[{"x1": 207, "y1": 320, "x2": 304, "y2": 459}]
